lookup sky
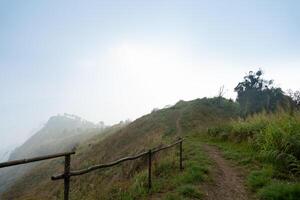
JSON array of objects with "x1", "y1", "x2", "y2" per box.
[{"x1": 1, "y1": 0, "x2": 300, "y2": 147}]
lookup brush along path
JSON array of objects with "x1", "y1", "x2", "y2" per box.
[{"x1": 202, "y1": 144, "x2": 250, "y2": 200}]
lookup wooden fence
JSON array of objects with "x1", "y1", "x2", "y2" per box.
[
  {"x1": 0, "y1": 151, "x2": 75, "y2": 168},
  {"x1": 0, "y1": 138, "x2": 183, "y2": 200},
  {"x1": 0, "y1": 151, "x2": 75, "y2": 199}
]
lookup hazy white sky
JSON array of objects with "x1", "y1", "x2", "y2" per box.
[{"x1": 1, "y1": 0, "x2": 300, "y2": 147}]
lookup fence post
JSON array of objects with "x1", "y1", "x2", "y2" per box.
[
  {"x1": 179, "y1": 140, "x2": 183, "y2": 171},
  {"x1": 148, "y1": 149, "x2": 152, "y2": 190},
  {"x1": 64, "y1": 154, "x2": 71, "y2": 200}
]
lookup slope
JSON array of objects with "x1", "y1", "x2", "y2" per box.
[
  {"x1": 1, "y1": 97, "x2": 239, "y2": 199},
  {"x1": 0, "y1": 113, "x2": 105, "y2": 195}
]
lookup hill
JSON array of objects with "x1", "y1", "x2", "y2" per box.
[
  {"x1": 0, "y1": 113, "x2": 107, "y2": 195},
  {"x1": 9, "y1": 113, "x2": 98, "y2": 160},
  {"x1": 1, "y1": 97, "x2": 239, "y2": 199}
]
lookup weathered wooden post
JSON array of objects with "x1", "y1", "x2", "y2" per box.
[
  {"x1": 64, "y1": 154, "x2": 71, "y2": 200},
  {"x1": 179, "y1": 139, "x2": 183, "y2": 171},
  {"x1": 148, "y1": 149, "x2": 152, "y2": 190}
]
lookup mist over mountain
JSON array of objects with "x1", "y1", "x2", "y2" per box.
[
  {"x1": 0, "y1": 145, "x2": 17, "y2": 163},
  {"x1": 0, "y1": 113, "x2": 107, "y2": 194},
  {"x1": 9, "y1": 113, "x2": 98, "y2": 160}
]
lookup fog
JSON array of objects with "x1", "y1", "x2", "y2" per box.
[{"x1": 1, "y1": 0, "x2": 300, "y2": 148}]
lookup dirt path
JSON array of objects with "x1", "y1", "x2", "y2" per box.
[{"x1": 202, "y1": 144, "x2": 250, "y2": 200}]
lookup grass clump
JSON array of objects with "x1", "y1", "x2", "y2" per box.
[
  {"x1": 177, "y1": 185, "x2": 202, "y2": 199},
  {"x1": 129, "y1": 171, "x2": 148, "y2": 198},
  {"x1": 258, "y1": 182, "x2": 300, "y2": 200},
  {"x1": 153, "y1": 158, "x2": 175, "y2": 177},
  {"x1": 247, "y1": 167, "x2": 273, "y2": 191},
  {"x1": 179, "y1": 164, "x2": 206, "y2": 184}
]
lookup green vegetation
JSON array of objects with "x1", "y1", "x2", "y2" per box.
[
  {"x1": 234, "y1": 69, "x2": 292, "y2": 117},
  {"x1": 258, "y1": 182, "x2": 300, "y2": 200},
  {"x1": 177, "y1": 185, "x2": 202, "y2": 199},
  {"x1": 247, "y1": 167, "x2": 273, "y2": 191},
  {"x1": 208, "y1": 112, "x2": 300, "y2": 176},
  {"x1": 102, "y1": 133, "x2": 209, "y2": 200},
  {"x1": 207, "y1": 111, "x2": 300, "y2": 199}
]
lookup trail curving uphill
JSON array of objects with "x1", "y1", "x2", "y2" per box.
[{"x1": 202, "y1": 144, "x2": 250, "y2": 200}]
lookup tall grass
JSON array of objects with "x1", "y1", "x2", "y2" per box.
[{"x1": 208, "y1": 111, "x2": 300, "y2": 176}]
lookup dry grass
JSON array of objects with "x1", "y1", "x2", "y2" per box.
[{"x1": 2, "y1": 97, "x2": 238, "y2": 199}]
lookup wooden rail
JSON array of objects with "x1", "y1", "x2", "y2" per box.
[
  {"x1": 0, "y1": 151, "x2": 75, "y2": 169},
  {"x1": 52, "y1": 138, "x2": 184, "y2": 200}
]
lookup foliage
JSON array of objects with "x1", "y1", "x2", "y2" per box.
[
  {"x1": 287, "y1": 89, "x2": 300, "y2": 107},
  {"x1": 208, "y1": 112, "x2": 300, "y2": 176},
  {"x1": 207, "y1": 110, "x2": 300, "y2": 200},
  {"x1": 204, "y1": 133, "x2": 300, "y2": 200},
  {"x1": 234, "y1": 70, "x2": 289, "y2": 117}
]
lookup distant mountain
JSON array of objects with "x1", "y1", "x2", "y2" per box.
[
  {"x1": 9, "y1": 113, "x2": 97, "y2": 160},
  {"x1": 0, "y1": 113, "x2": 106, "y2": 194}
]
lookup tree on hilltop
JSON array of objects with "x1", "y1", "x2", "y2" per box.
[{"x1": 235, "y1": 69, "x2": 288, "y2": 116}]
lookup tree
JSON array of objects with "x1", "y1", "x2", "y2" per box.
[
  {"x1": 287, "y1": 89, "x2": 300, "y2": 107},
  {"x1": 217, "y1": 85, "x2": 225, "y2": 98},
  {"x1": 234, "y1": 69, "x2": 287, "y2": 116}
]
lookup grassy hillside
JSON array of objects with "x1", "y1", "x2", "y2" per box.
[
  {"x1": 1, "y1": 97, "x2": 238, "y2": 199},
  {"x1": 10, "y1": 114, "x2": 97, "y2": 160},
  {"x1": 0, "y1": 114, "x2": 105, "y2": 195},
  {"x1": 207, "y1": 111, "x2": 300, "y2": 199}
]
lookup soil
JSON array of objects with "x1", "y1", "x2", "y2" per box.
[{"x1": 202, "y1": 144, "x2": 251, "y2": 200}]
